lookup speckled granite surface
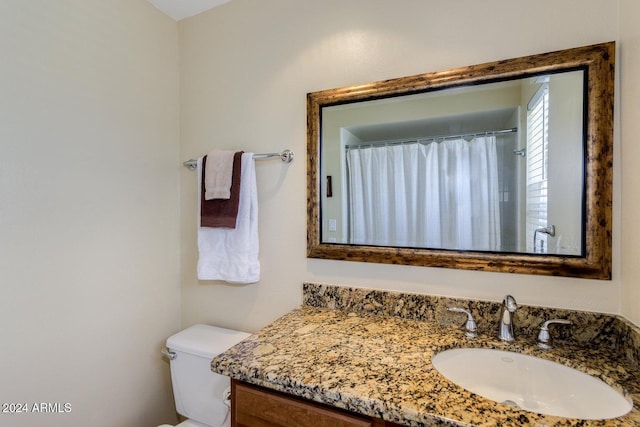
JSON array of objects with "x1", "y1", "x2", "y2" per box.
[
  {"x1": 303, "y1": 283, "x2": 640, "y2": 368},
  {"x1": 211, "y1": 284, "x2": 640, "y2": 426}
]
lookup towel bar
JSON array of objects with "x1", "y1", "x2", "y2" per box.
[{"x1": 182, "y1": 149, "x2": 294, "y2": 171}]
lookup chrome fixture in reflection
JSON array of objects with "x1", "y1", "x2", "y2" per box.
[
  {"x1": 535, "y1": 225, "x2": 556, "y2": 237},
  {"x1": 447, "y1": 307, "x2": 478, "y2": 338},
  {"x1": 182, "y1": 149, "x2": 295, "y2": 171},
  {"x1": 498, "y1": 295, "x2": 518, "y2": 342},
  {"x1": 537, "y1": 319, "x2": 572, "y2": 349},
  {"x1": 533, "y1": 224, "x2": 556, "y2": 253}
]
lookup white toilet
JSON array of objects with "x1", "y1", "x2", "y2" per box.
[{"x1": 159, "y1": 324, "x2": 250, "y2": 427}]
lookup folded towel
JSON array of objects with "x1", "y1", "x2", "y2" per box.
[
  {"x1": 200, "y1": 152, "x2": 242, "y2": 228},
  {"x1": 197, "y1": 153, "x2": 260, "y2": 283},
  {"x1": 205, "y1": 149, "x2": 236, "y2": 200}
]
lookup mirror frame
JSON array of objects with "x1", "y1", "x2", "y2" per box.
[{"x1": 307, "y1": 42, "x2": 614, "y2": 280}]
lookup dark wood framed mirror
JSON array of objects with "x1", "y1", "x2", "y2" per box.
[{"x1": 307, "y1": 42, "x2": 614, "y2": 279}]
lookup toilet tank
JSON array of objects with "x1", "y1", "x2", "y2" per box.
[{"x1": 166, "y1": 324, "x2": 250, "y2": 427}]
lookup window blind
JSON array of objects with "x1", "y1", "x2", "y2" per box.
[{"x1": 526, "y1": 85, "x2": 549, "y2": 252}]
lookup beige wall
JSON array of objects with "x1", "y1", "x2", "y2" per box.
[
  {"x1": 179, "y1": 0, "x2": 631, "y2": 335},
  {"x1": 621, "y1": 0, "x2": 640, "y2": 326},
  {"x1": 0, "y1": 1, "x2": 181, "y2": 426}
]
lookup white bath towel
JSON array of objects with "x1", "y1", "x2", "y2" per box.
[
  {"x1": 197, "y1": 154, "x2": 260, "y2": 283},
  {"x1": 204, "y1": 149, "x2": 235, "y2": 200}
]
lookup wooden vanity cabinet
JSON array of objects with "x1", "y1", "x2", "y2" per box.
[{"x1": 231, "y1": 380, "x2": 404, "y2": 427}]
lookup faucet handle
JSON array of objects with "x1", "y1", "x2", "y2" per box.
[
  {"x1": 537, "y1": 319, "x2": 572, "y2": 349},
  {"x1": 447, "y1": 307, "x2": 478, "y2": 338}
]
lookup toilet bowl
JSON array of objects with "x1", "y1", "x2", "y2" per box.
[
  {"x1": 159, "y1": 421, "x2": 213, "y2": 427},
  {"x1": 159, "y1": 422, "x2": 212, "y2": 427},
  {"x1": 159, "y1": 324, "x2": 250, "y2": 427}
]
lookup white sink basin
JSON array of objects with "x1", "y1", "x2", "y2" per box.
[{"x1": 431, "y1": 348, "x2": 632, "y2": 420}]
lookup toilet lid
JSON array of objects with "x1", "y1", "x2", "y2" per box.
[{"x1": 166, "y1": 324, "x2": 250, "y2": 358}]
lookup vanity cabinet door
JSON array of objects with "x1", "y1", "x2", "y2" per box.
[{"x1": 232, "y1": 380, "x2": 394, "y2": 427}]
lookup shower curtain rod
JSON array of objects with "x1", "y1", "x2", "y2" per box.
[
  {"x1": 182, "y1": 149, "x2": 294, "y2": 171},
  {"x1": 345, "y1": 127, "x2": 517, "y2": 150}
]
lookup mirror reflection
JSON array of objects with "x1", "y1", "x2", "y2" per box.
[{"x1": 321, "y1": 70, "x2": 585, "y2": 255}]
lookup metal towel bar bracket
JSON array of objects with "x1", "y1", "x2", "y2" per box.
[{"x1": 182, "y1": 149, "x2": 294, "y2": 170}]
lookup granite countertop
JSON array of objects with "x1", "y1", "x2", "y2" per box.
[{"x1": 212, "y1": 305, "x2": 640, "y2": 426}]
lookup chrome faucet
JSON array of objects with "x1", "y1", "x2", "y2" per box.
[{"x1": 498, "y1": 295, "x2": 518, "y2": 342}]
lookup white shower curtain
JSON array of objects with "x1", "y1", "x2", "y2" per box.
[{"x1": 347, "y1": 136, "x2": 501, "y2": 251}]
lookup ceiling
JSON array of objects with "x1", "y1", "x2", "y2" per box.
[{"x1": 147, "y1": 0, "x2": 231, "y2": 21}]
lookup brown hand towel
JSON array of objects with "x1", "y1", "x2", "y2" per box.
[{"x1": 200, "y1": 151, "x2": 243, "y2": 228}]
